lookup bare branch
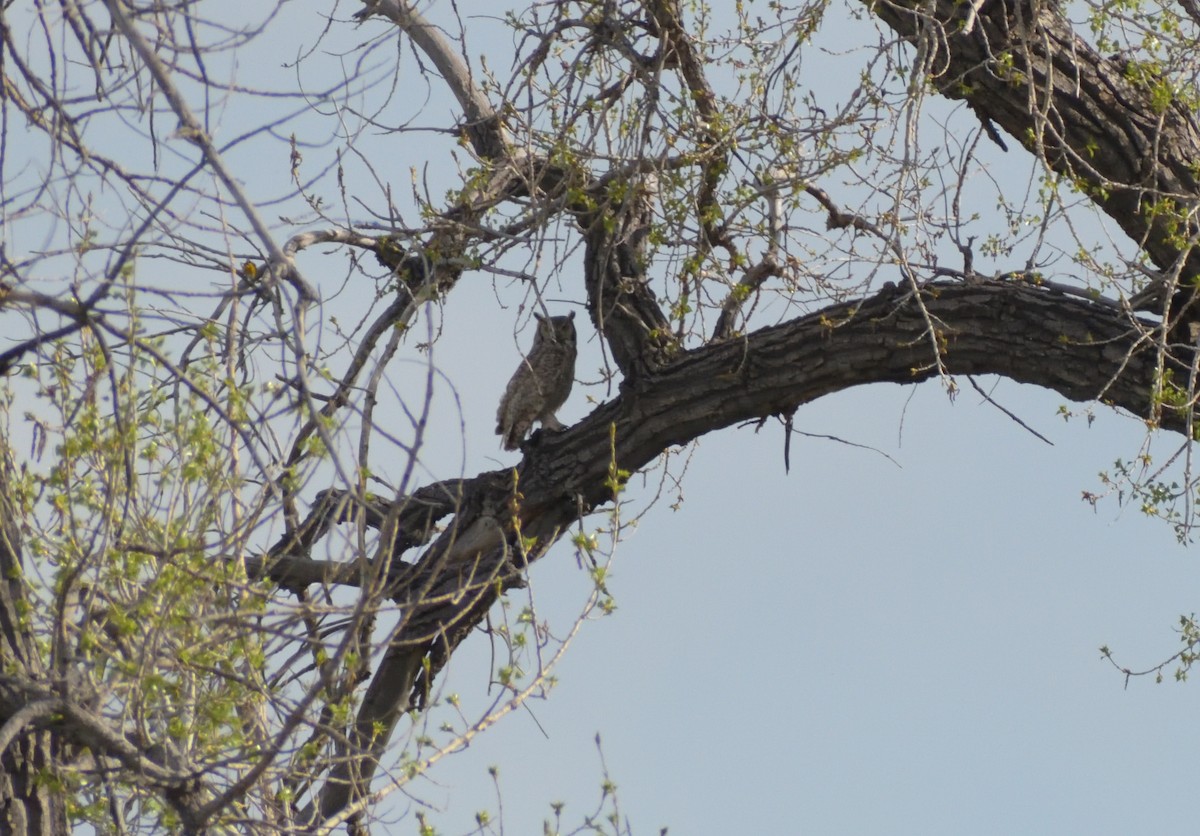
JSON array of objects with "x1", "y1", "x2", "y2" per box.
[{"x1": 361, "y1": 0, "x2": 508, "y2": 160}]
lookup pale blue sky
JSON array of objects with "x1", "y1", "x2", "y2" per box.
[{"x1": 421, "y1": 379, "x2": 1200, "y2": 834}]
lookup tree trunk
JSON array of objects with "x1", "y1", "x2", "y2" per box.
[
  {"x1": 0, "y1": 734, "x2": 68, "y2": 836},
  {"x1": 0, "y1": 444, "x2": 68, "y2": 834}
]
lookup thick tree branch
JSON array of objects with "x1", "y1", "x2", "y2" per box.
[
  {"x1": 314, "y1": 277, "x2": 1169, "y2": 823},
  {"x1": 646, "y1": 0, "x2": 736, "y2": 259},
  {"x1": 869, "y1": 0, "x2": 1200, "y2": 284},
  {"x1": 518, "y1": 280, "x2": 1166, "y2": 518},
  {"x1": 583, "y1": 175, "x2": 675, "y2": 379},
  {"x1": 361, "y1": 0, "x2": 508, "y2": 160}
]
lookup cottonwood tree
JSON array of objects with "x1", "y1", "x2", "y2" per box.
[{"x1": 3, "y1": 0, "x2": 1200, "y2": 831}]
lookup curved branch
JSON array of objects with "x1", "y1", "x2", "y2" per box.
[
  {"x1": 363, "y1": 0, "x2": 508, "y2": 160},
  {"x1": 519, "y1": 280, "x2": 1164, "y2": 519},
  {"x1": 0, "y1": 700, "x2": 57, "y2": 756},
  {"x1": 314, "y1": 278, "x2": 1168, "y2": 823}
]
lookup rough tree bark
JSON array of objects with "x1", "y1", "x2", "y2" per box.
[
  {"x1": 871, "y1": 0, "x2": 1200, "y2": 283},
  {"x1": 0, "y1": 449, "x2": 66, "y2": 836}
]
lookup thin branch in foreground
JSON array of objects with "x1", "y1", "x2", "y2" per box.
[{"x1": 967, "y1": 376, "x2": 1054, "y2": 446}]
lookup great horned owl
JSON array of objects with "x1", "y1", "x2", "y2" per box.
[{"x1": 496, "y1": 311, "x2": 577, "y2": 451}]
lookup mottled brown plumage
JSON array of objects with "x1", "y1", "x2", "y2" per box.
[{"x1": 496, "y1": 312, "x2": 577, "y2": 450}]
